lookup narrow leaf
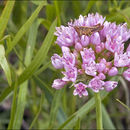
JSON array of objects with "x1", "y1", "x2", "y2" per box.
[
  {"x1": 58, "y1": 91, "x2": 108, "y2": 129},
  {"x1": 8, "y1": 77, "x2": 18, "y2": 129},
  {"x1": 116, "y1": 99, "x2": 130, "y2": 110},
  {"x1": 49, "y1": 90, "x2": 63, "y2": 128},
  {"x1": 74, "y1": 118, "x2": 80, "y2": 130},
  {"x1": 13, "y1": 81, "x2": 28, "y2": 129},
  {"x1": 18, "y1": 19, "x2": 57, "y2": 85},
  {"x1": 0, "y1": 45, "x2": 12, "y2": 86},
  {"x1": 34, "y1": 61, "x2": 51, "y2": 75},
  {"x1": 82, "y1": 1, "x2": 96, "y2": 15},
  {"x1": 6, "y1": 1, "x2": 47, "y2": 55},
  {"x1": 29, "y1": 94, "x2": 44, "y2": 129},
  {"x1": 54, "y1": 0, "x2": 61, "y2": 26},
  {"x1": 102, "y1": 104, "x2": 116, "y2": 129},
  {"x1": 13, "y1": 20, "x2": 39, "y2": 129},
  {"x1": 0, "y1": 0, "x2": 15, "y2": 39},
  {"x1": 0, "y1": 19, "x2": 57, "y2": 103}
]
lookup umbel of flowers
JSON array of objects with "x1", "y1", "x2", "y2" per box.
[{"x1": 51, "y1": 13, "x2": 130, "y2": 98}]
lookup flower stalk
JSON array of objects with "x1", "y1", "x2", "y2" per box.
[{"x1": 95, "y1": 92, "x2": 103, "y2": 130}]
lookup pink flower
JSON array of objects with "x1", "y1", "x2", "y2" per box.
[
  {"x1": 98, "y1": 73, "x2": 106, "y2": 80},
  {"x1": 62, "y1": 46, "x2": 76, "y2": 66},
  {"x1": 123, "y1": 68, "x2": 130, "y2": 81},
  {"x1": 82, "y1": 60, "x2": 97, "y2": 76},
  {"x1": 90, "y1": 32, "x2": 100, "y2": 45},
  {"x1": 51, "y1": 54, "x2": 64, "y2": 69},
  {"x1": 108, "y1": 67, "x2": 118, "y2": 76},
  {"x1": 51, "y1": 13, "x2": 130, "y2": 96},
  {"x1": 62, "y1": 66, "x2": 77, "y2": 82},
  {"x1": 88, "y1": 77, "x2": 105, "y2": 93},
  {"x1": 104, "y1": 81, "x2": 118, "y2": 92},
  {"x1": 114, "y1": 52, "x2": 130, "y2": 67},
  {"x1": 80, "y1": 48, "x2": 95, "y2": 63},
  {"x1": 55, "y1": 26, "x2": 78, "y2": 47},
  {"x1": 73, "y1": 82, "x2": 88, "y2": 97},
  {"x1": 95, "y1": 43, "x2": 104, "y2": 53},
  {"x1": 80, "y1": 35, "x2": 89, "y2": 47},
  {"x1": 96, "y1": 58, "x2": 106, "y2": 73},
  {"x1": 52, "y1": 79, "x2": 67, "y2": 89},
  {"x1": 75, "y1": 42, "x2": 82, "y2": 51}
]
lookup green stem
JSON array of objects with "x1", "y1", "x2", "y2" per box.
[{"x1": 95, "y1": 92, "x2": 103, "y2": 130}]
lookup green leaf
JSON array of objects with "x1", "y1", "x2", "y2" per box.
[
  {"x1": 33, "y1": 76, "x2": 53, "y2": 104},
  {"x1": 74, "y1": 118, "x2": 80, "y2": 130},
  {"x1": 0, "y1": 45, "x2": 12, "y2": 86},
  {"x1": 72, "y1": 0, "x2": 81, "y2": 17},
  {"x1": 118, "y1": 7, "x2": 130, "y2": 27},
  {"x1": 39, "y1": 18, "x2": 51, "y2": 30},
  {"x1": 13, "y1": 81, "x2": 28, "y2": 129},
  {"x1": 54, "y1": 0, "x2": 61, "y2": 26},
  {"x1": 116, "y1": 99, "x2": 130, "y2": 110},
  {"x1": 34, "y1": 61, "x2": 51, "y2": 75},
  {"x1": 0, "y1": 19, "x2": 57, "y2": 103},
  {"x1": 58, "y1": 114, "x2": 76, "y2": 130},
  {"x1": 12, "y1": 20, "x2": 39, "y2": 129},
  {"x1": 102, "y1": 104, "x2": 116, "y2": 129},
  {"x1": 7, "y1": 77, "x2": 18, "y2": 129},
  {"x1": 58, "y1": 91, "x2": 108, "y2": 129},
  {"x1": 31, "y1": 0, "x2": 47, "y2": 5},
  {"x1": 82, "y1": 0, "x2": 96, "y2": 15},
  {"x1": 18, "y1": 19, "x2": 57, "y2": 84},
  {"x1": 0, "y1": 35, "x2": 10, "y2": 43},
  {"x1": 6, "y1": 1, "x2": 47, "y2": 55},
  {"x1": 46, "y1": 4, "x2": 55, "y2": 22},
  {"x1": 29, "y1": 94, "x2": 44, "y2": 129},
  {"x1": 49, "y1": 90, "x2": 63, "y2": 128},
  {"x1": 33, "y1": 76, "x2": 67, "y2": 124},
  {"x1": 0, "y1": 0, "x2": 15, "y2": 39}
]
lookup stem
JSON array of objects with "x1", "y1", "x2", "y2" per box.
[{"x1": 95, "y1": 92, "x2": 103, "y2": 130}]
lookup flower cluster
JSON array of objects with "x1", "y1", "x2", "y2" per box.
[{"x1": 51, "y1": 13, "x2": 130, "y2": 98}]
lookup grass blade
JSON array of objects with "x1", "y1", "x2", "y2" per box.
[
  {"x1": 18, "y1": 19, "x2": 57, "y2": 85},
  {"x1": 58, "y1": 114, "x2": 76, "y2": 130},
  {"x1": 72, "y1": 0, "x2": 81, "y2": 17},
  {"x1": 34, "y1": 61, "x2": 51, "y2": 75},
  {"x1": 0, "y1": 45, "x2": 12, "y2": 86},
  {"x1": 29, "y1": 94, "x2": 44, "y2": 129},
  {"x1": 58, "y1": 91, "x2": 108, "y2": 129},
  {"x1": 74, "y1": 118, "x2": 80, "y2": 130},
  {"x1": 0, "y1": 19, "x2": 57, "y2": 103},
  {"x1": 13, "y1": 20, "x2": 39, "y2": 129},
  {"x1": 116, "y1": 99, "x2": 130, "y2": 110},
  {"x1": 102, "y1": 104, "x2": 116, "y2": 129},
  {"x1": 82, "y1": 0, "x2": 96, "y2": 15},
  {"x1": 49, "y1": 90, "x2": 63, "y2": 128},
  {"x1": 33, "y1": 76, "x2": 53, "y2": 104},
  {"x1": 54, "y1": 0, "x2": 61, "y2": 26},
  {"x1": 7, "y1": 77, "x2": 18, "y2": 129},
  {"x1": 13, "y1": 81, "x2": 28, "y2": 129},
  {"x1": 0, "y1": 0, "x2": 15, "y2": 39},
  {"x1": 6, "y1": 1, "x2": 47, "y2": 55}
]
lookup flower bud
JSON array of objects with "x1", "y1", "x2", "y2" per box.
[
  {"x1": 52, "y1": 79, "x2": 67, "y2": 89},
  {"x1": 51, "y1": 54, "x2": 64, "y2": 69},
  {"x1": 108, "y1": 67, "x2": 118, "y2": 76},
  {"x1": 75, "y1": 42, "x2": 82, "y2": 51},
  {"x1": 104, "y1": 81, "x2": 118, "y2": 92},
  {"x1": 98, "y1": 73, "x2": 106, "y2": 80}
]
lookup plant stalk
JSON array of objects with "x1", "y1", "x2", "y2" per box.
[{"x1": 95, "y1": 92, "x2": 103, "y2": 130}]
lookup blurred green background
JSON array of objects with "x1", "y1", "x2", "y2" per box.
[{"x1": 0, "y1": 0, "x2": 130, "y2": 129}]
